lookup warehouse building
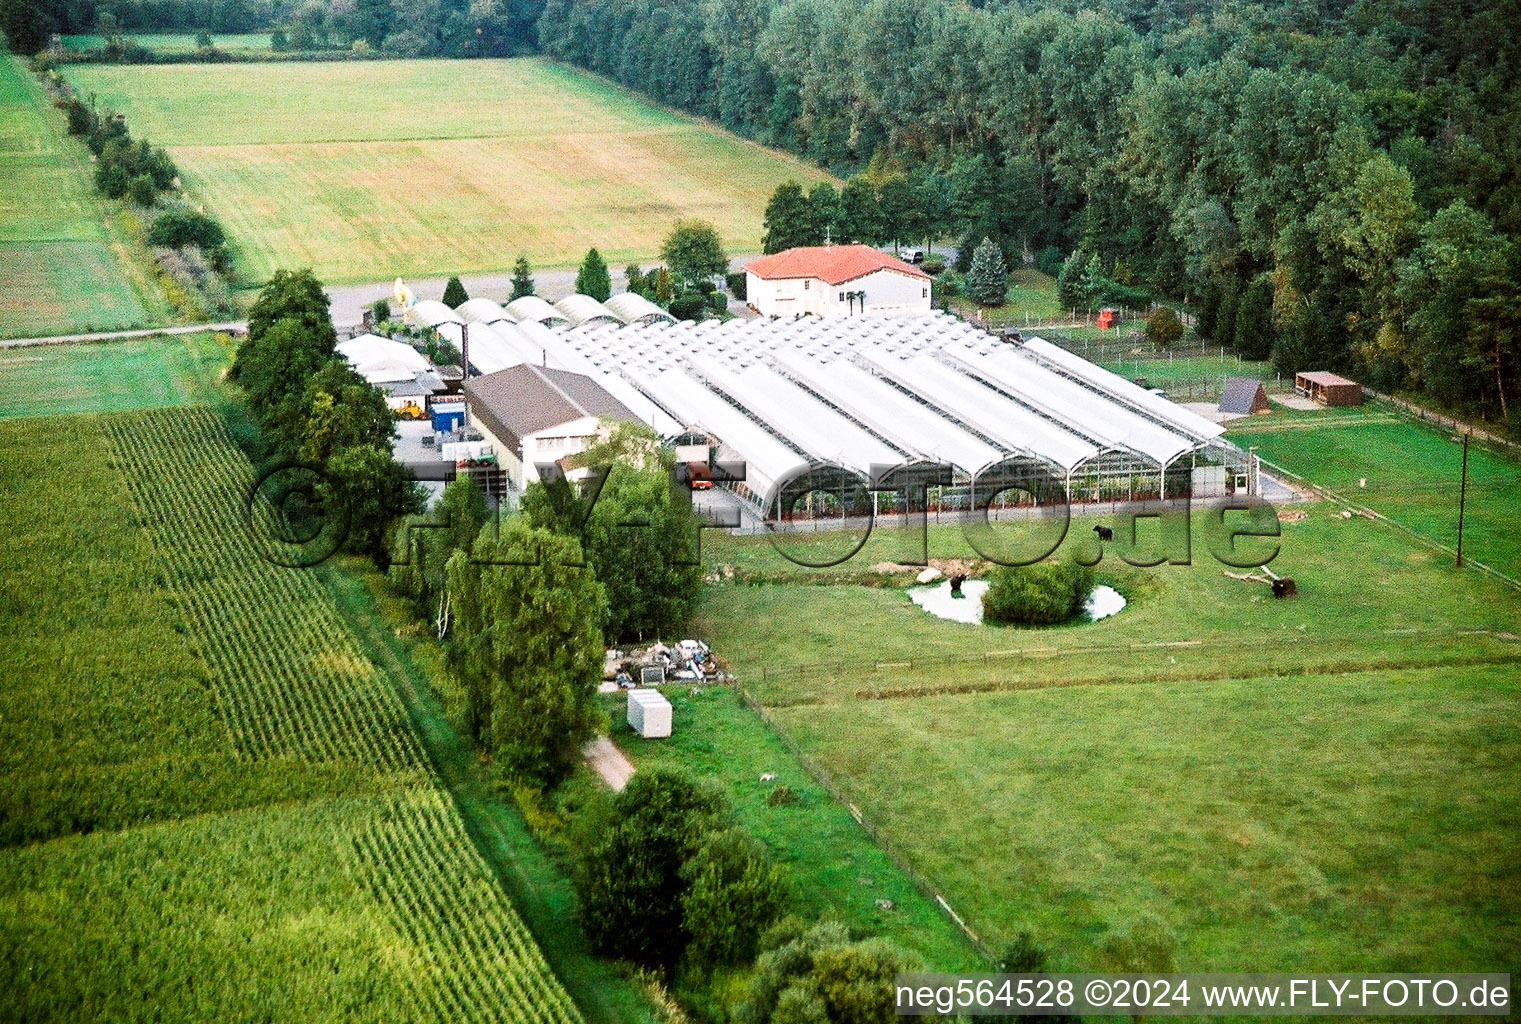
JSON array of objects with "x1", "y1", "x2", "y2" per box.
[{"x1": 408, "y1": 290, "x2": 1250, "y2": 513}]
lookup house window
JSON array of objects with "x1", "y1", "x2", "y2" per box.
[
  {"x1": 838, "y1": 292, "x2": 845, "y2": 301},
  {"x1": 922, "y1": 288, "x2": 929, "y2": 297},
  {"x1": 538, "y1": 436, "x2": 567, "y2": 451},
  {"x1": 803, "y1": 280, "x2": 810, "y2": 290}
]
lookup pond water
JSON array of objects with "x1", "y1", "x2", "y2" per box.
[
  {"x1": 906, "y1": 579, "x2": 991, "y2": 624},
  {"x1": 906, "y1": 580, "x2": 1127, "y2": 625}
]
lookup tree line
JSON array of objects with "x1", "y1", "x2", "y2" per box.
[{"x1": 538, "y1": 0, "x2": 1521, "y2": 429}]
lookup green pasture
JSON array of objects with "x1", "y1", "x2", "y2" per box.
[
  {"x1": 61, "y1": 32, "x2": 273, "y2": 52},
  {"x1": 0, "y1": 332, "x2": 232, "y2": 417},
  {"x1": 607, "y1": 686, "x2": 980, "y2": 971},
  {"x1": 60, "y1": 58, "x2": 834, "y2": 282},
  {"x1": 0, "y1": 57, "x2": 164, "y2": 337},
  {"x1": 769, "y1": 665, "x2": 1520, "y2": 973},
  {"x1": 1232, "y1": 407, "x2": 1521, "y2": 576},
  {"x1": 697, "y1": 508, "x2": 1520, "y2": 706}
]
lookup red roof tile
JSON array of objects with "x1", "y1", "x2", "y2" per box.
[{"x1": 744, "y1": 244, "x2": 931, "y2": 285}]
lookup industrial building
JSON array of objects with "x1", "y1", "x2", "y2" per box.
[{"x1": 408, "y1": 294, "x2": 1250, "y2": 513}]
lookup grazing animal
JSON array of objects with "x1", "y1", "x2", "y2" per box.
[
  {"x1": 949, "y1": 573, "x2": 967, "y2": 596},
  {"x1": 1271, "y1": 578, "x2": 1298, "y2": 599},
  {"x1": 1093, "y1": 525, "x2": 1114, "y2": 542}
]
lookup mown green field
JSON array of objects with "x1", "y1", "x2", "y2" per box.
[
  {"x1": 61, "y1": 58, "x2": 834, "y2": 282},
  {"x1": 1231, "y1": 407, "x2": 1521, "y2": 577},
  {"x1": 62, "y1": 32, "x2": 274, "y2": 51},
  {"x1": 0, "y1": 56, "x2": 165, "y2": 338},
  {"x1": 770, "y1": 665, "x2": 1520, "y2": 972},
  {"x1": 687, "y1": 438, "x2": 1520, "y2": 975},
  {"x1": 0, "y1": 331, "x2": 232, "y2": 417},
  {"x1": 608, "y1": 687, "x2": 980, "y2": 971},
  {"x1": 0, "y1": 408, "x2": 585, "y2": 1022}
]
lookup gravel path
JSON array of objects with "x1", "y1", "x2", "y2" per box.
[
  {"x1": 0, "y1": 321, "x2": 247, "y2": 348},
  {"x1": 583, "y1": 736, "x2": 636, "y2": 791}
]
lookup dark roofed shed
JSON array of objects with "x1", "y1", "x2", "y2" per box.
[{"x1": 1219, "y1": 376, "x2": 1271, "y2": 415}]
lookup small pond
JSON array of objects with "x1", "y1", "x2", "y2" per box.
[{"x1": 907, "y1": 580, "x2": 1127, "y2": 625}]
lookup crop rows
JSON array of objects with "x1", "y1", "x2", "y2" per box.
[
  {"x1": 102, "y1": 407, "x2": 426, "y2": 769},
  {"x1": 350, "y1": 788, "x2": 585, "y2": 1024}
]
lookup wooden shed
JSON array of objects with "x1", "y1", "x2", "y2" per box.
[{"x1": 1295, "y1": 371, "x2": 1363, "y2": 407}]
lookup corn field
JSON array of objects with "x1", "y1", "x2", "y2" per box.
[
  {"x1": 102, "y1": 407, "x2": 426, "y2": 768},
  {"x1": 4, "y1": 407, "x2": 586, "y2": 1023},
  {"x1": 351, "y1": 789, "x2": 586, "y2": 1024}
]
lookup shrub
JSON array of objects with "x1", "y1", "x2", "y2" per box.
[
  {"x1": 147, "y1": 207, "x2": 225, "y2": 257},
  {"x1": 727, "y1": 271, "x2": 747, "y2": 300},
  {"x1": 271, "y1": 28, "x2": 289, "y2": 51},
  {"x1": 442, "y1": 275, "x2": 468, "y2": 308},
  {"x1": 574, "y1": 768, "x2": 727, "y2": 968},
  {"x1": 920, "y1": 255, "x2": 946, "y2": 276},
  {"x1": 680, "y1": 827, "x2": 790, "y2": 969},
  {"x1": 1145, "y1": 307, "x2": 1184, "y2": 347},
  {"x1": 195, "y1": 30, "x2": 214, "y2": 48},
  {"x1": 62, "y1": 97, "x2": 96, "y2": 136},
  {"x1": 95, "y1": 161, "x2": 130, "y2": 199},
  {"x1": 981, "y1": 560, "x2": 1092, "y2": 626},
  {"x1": 126, "y1": 173, "x2": 157, "y2": 207},
  {"x1": 669, "y1": 292, "x2": 707, "y2": 321}
]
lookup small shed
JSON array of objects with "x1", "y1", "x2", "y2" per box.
[
  {"x1": 627, "y1": 689, "x2": 672, "y2": 739},
  {"x1": 1219, "y1": 376, "x2": 1271, "y2": 415},
  {"x1": 1095, "y1": 308, "x2": 1117, "y2": 330},
  {"x1": 1295, "y1": 371, "x2": 1363, "y2": 407}
]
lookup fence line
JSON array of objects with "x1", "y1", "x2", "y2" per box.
[
  {"x1": 734, "y1": 685, "x2": 994, "y2": 963},
  {"x1": 1255, "y1": 453, "x2": 1521, "y2": 593},
  {"x1": 1366, "y1": 391, "x2": 1521, "y2": 455}
]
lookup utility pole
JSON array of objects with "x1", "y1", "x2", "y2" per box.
[{"x1": 1456, "y1": 432, "x2": 1470, "y2": 568}]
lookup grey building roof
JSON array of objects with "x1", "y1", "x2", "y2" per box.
[
  {"x1": 1219, "y1": 376, "x2": 1270, "y2": 415},
  {"x1": 463, "y1": 363, "x2": 640, "y2": 452}
]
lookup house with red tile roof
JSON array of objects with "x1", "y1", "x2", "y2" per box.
[{"x1": 744, "y1": 244, "x2": 932, "y2": 318}]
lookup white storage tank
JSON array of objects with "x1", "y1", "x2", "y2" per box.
[{"x1": 627, "y1": 688, "x2": 672, "y2": 739}]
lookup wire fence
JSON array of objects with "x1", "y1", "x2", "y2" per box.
[{"x1": 733, "y1": 685, "x2": 995, "y2": 963}]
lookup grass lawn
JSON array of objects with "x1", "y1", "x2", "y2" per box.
[
  {"x1": 697, "y1": 511, "x2": 1521, "y2": 706},
  {"x1": 0, "y1": 57, "x2": 165, "y2": 337},
  {"x1": 0, "y1": 331, "x2": 233, "y2": 417},
  {"x1": 61, "y1": 32, "x2": 273, "y2": 51},
  {"x1": 768, "y1": 665, "x2": 1520, "y2": 973},
  {"x1": 61, "y1": 58, "x2": 835, "y2": 283},
  {"x1": 606, "y1": 686, "x2": 981, "y2": 971},
  {"x1": 1232, "y1": 406, "x2": 1521, "y2": 577}
]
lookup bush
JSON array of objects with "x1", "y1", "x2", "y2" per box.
[
  {"x1": 766, "y1": 784, "x2": 798, "y2": 807},
  {"x1": 727, "y1": 271, "x2": 747, "y2": 300},
  {"x1": 680, "y1": 828, "x2": 790, "y2": 969},
  {"x1": 147, "y1": 207, "x2": 225, "y2": 256},
  {"x1": 1145, "y1": 307, "x2": 1184, "y2": 347},
  {"x1": 669, "y1": 291, "x2": 708, "y2": 321},
  {"x1": 126, "y1": 173, "x2": 157, "y2": 207},
  {"x1": 271, "y1": 28, "x2": 289, "y2": 51},
  {"x1": 981, "y1": 560, "x2": 1092, "y2": 626},
  {"x1": 62, "y1": 97, "x2": 96, "y2": 136},
  {"x1": 95, "y1": 161, "x2": 130, "y2": 199},
  {"x1": 574, "y1": 768, "x2": 727, "y2": 968},
  {"x1": 920, "y1": 256, "x2": 946, "y2": 276},
  {"x1": 442, "y1": 275, "x2": 468, "y2": 308}
]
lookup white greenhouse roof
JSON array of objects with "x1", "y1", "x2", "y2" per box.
[
  {"x1": 604, "y1": 291, "x2": 676, "y2": 325},
  {"x1": 504, "y1": 295, "x2": 568, "y2": 324},
  {"x1": 555, "y1": 294, "x2": 621, "y2": 327},
  {"x1": 687, "y1": 355, "x2": 906, "y2": 477},
  {"x1": 1021, "y1": 337, "x2": 1226, "y2": 442},
  {"x1": 336, "y1": 334, "x2": 432, "y2": 384},
  {"x1": 455, "y1": 297, "x2": 513, "y2": 325},
  {"x1": 406, "y1": 299, "x2": 464, "y2": 328},
  {"x1": 771, "y1": 350, "x2": 1003, "y2": 475}
]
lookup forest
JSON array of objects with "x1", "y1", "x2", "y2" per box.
[
  {"x1": 534, "y1": 0, "x2": 1520, "y2": 427},
  {"x1": 3, "y1": 0, "x2": 1517, "y2": 426}
]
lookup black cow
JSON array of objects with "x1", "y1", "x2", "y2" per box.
[
  {"x1": 949, "y1": 573, "x2": 967, "y2": 596},
  {"x1": 1093, "y1": 525, "x2": 1114, "y2": 542}
]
